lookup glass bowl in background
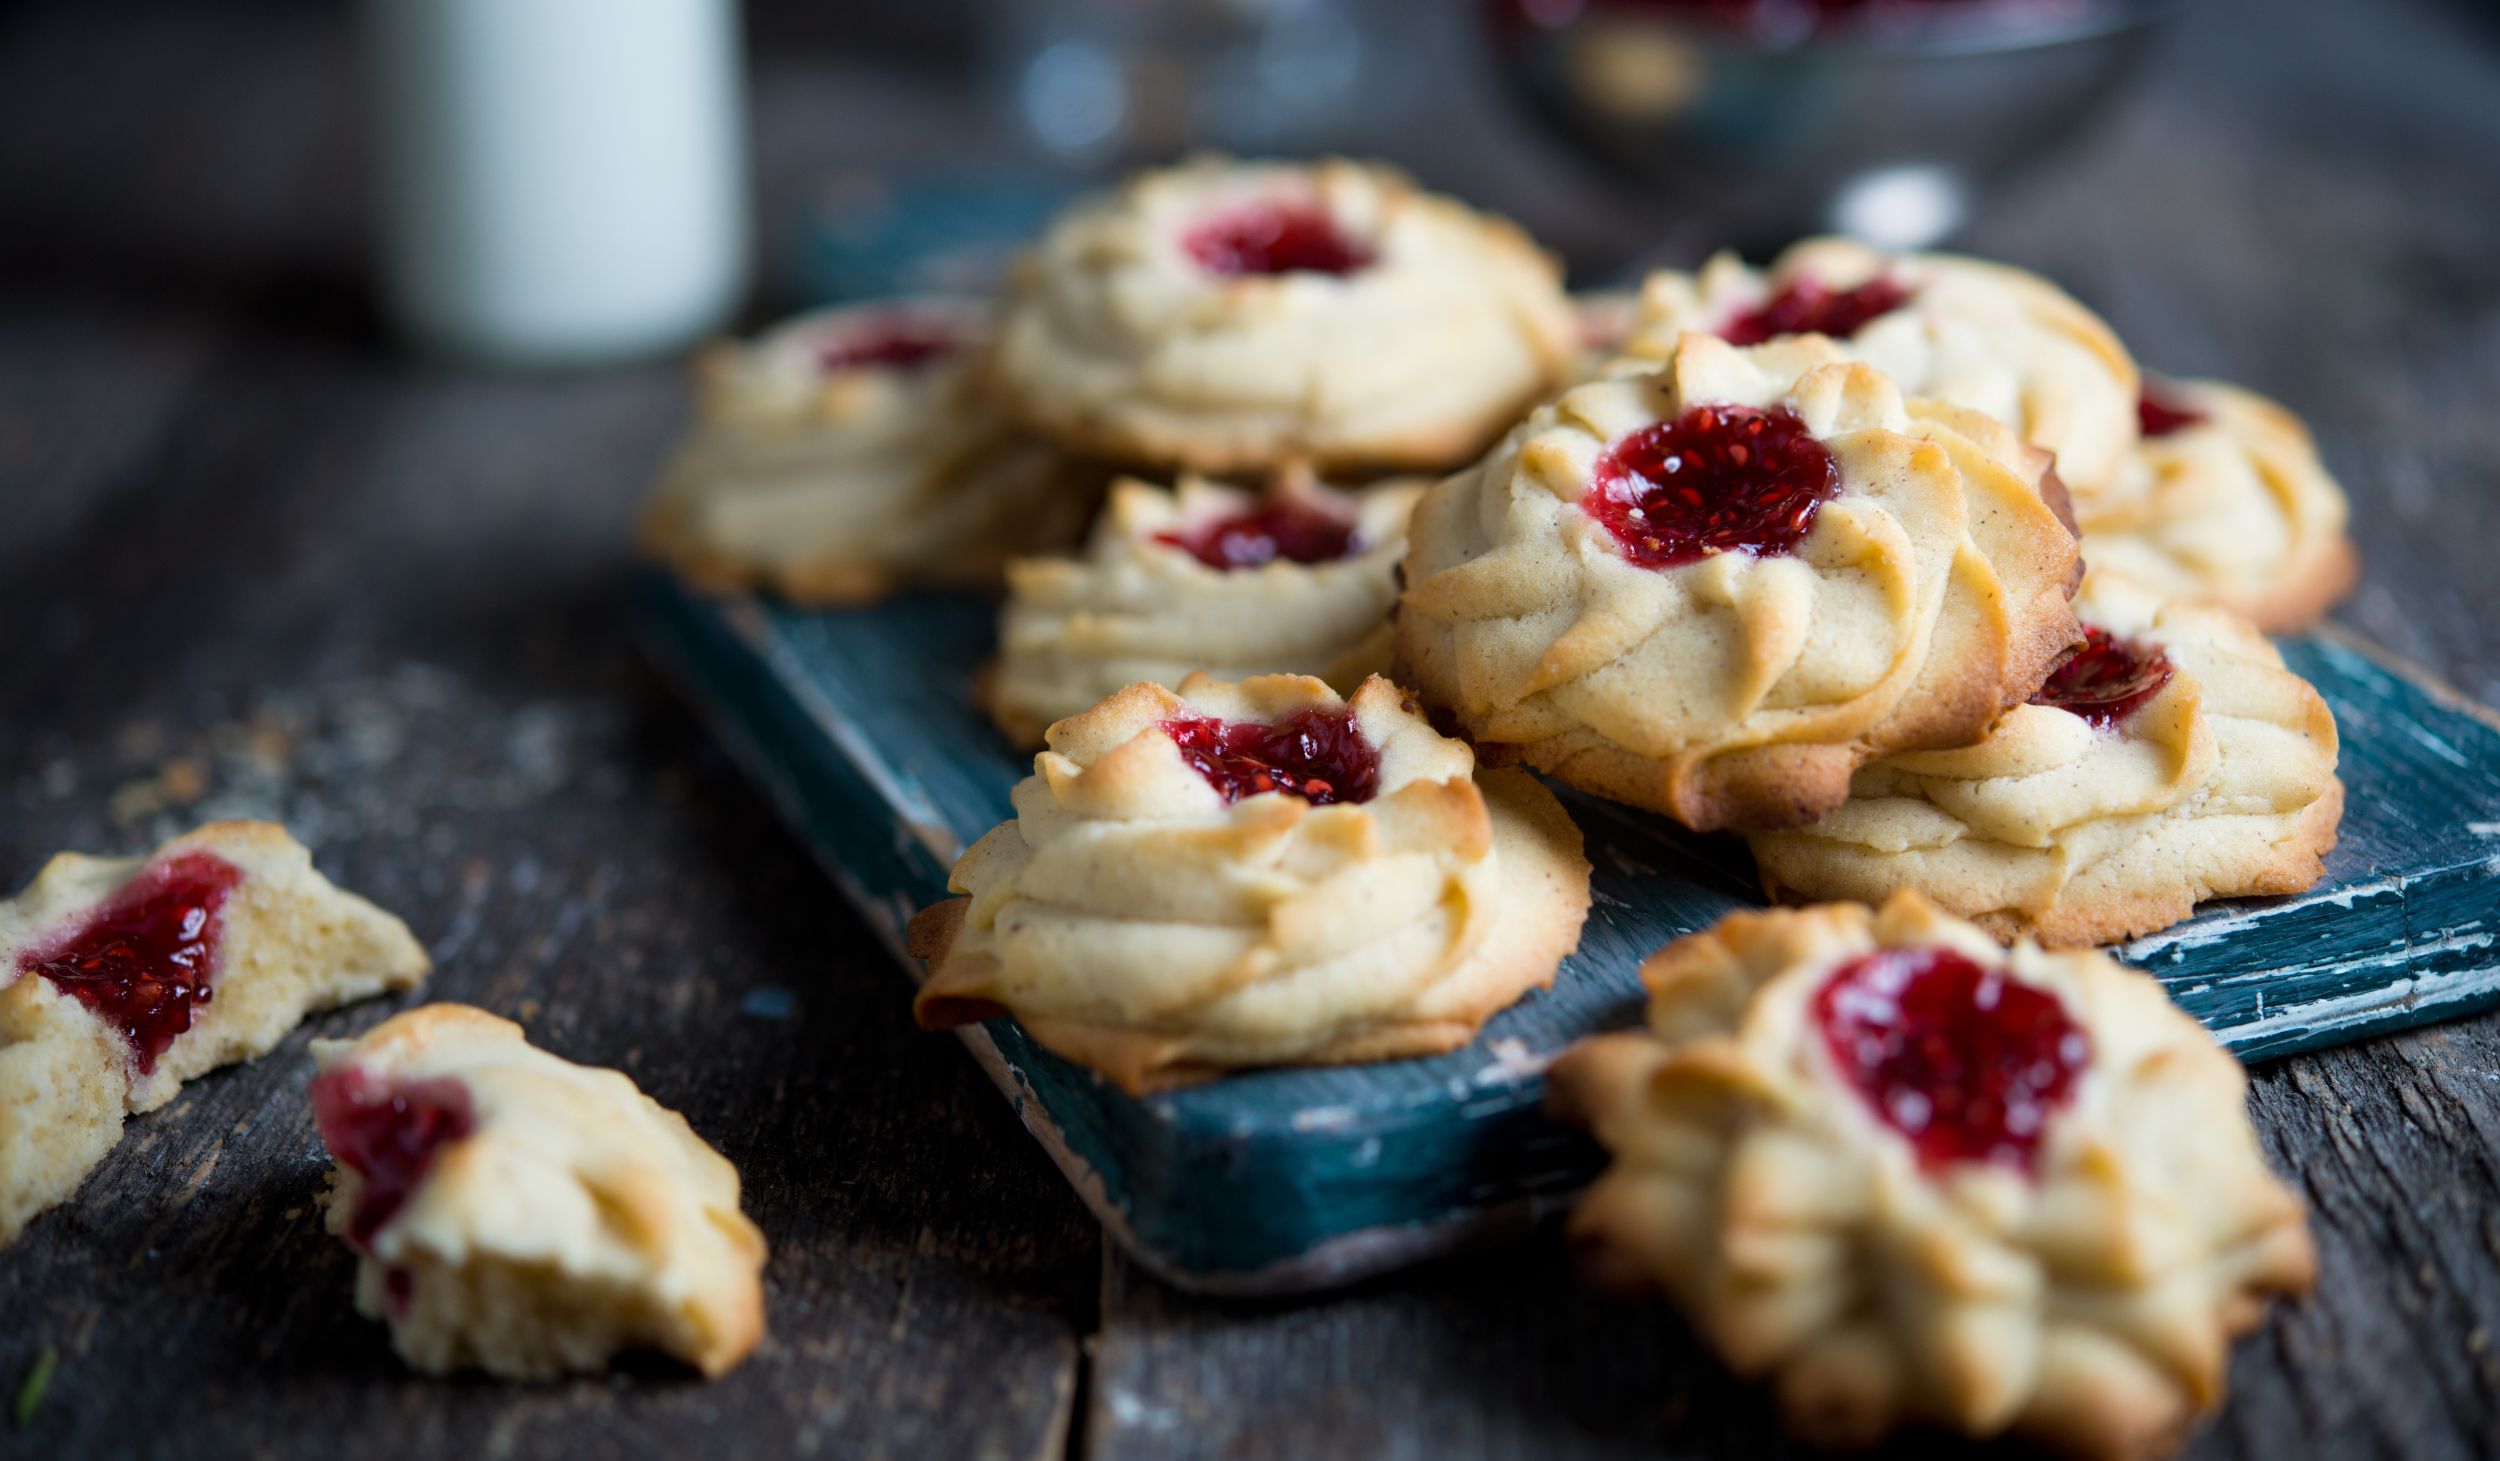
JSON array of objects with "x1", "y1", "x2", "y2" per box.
[
  {"x1": 994, "y1": 0, "x2": 1407, "y2": 168},
  {"x1": 1485, "y1": 0, "x2": 2163, "y2": 250}
]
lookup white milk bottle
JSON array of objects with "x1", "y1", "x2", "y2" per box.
[{"x1": 364, "y1": 0, "x2": 750, "y2": 367}]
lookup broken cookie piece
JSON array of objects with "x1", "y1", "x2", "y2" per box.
[
  {"x1": 311, "y1": 1003, "x2": 767, "y2": 1379},
  {"x1": 0, "y1": 821, "x2": 429, "y2": 1243}
]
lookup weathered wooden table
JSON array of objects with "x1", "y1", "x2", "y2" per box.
[{"x1": 5, "y1": 2, "x2": 2498, "y2": 1458}]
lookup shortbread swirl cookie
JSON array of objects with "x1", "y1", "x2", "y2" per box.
[
  {"x1": 987, "y1": 471, "x2": 1426, "y2": 745},
  {"x1": 1397, "y1": 332, "x2": 2083, "y2": 833},
  {"x1": 640, "y1": 298, "x2": 1097, "y2": 605},
  {"x1": 983, "y1": 157, "x2": 1578, "y2": 474},
  {"x1": 1621, "y1": 238, "x2": 2140, "y2": 499},
  {"x1": 0, "y1": 822, "x2": 427, "y2": 1243},
  {"x1": 1549, "y1": 893, "x2": 2315, "y2": 1461},
  {"x1": 1746, "y1": 573, "x2": 2341, "y2": 945},
  {"x1": 312, "y1": 1003, "x2": 768, "y2": 1379},
  {"x1": 2077, "y1": 377, "x2": 2358, "y2": 633},
  {"x1": 913, "y1": 674, "x2": 1591, "y2": 1092}
]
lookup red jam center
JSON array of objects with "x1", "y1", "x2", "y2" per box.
[
  {"x1": 1153, "y1": 503, "x2": 1361, "y2": 570},
  {"x1": 1813, "y1": 946, "x2": 2089, "y2": 1176},
  {"x1": 816, "y1": 318, "x2": 958, "y2": 374},
  {"x1": 1720, "y1": 274, "x2": 1912, "y2": 346},
  {"x1": 310, "y1": 1064, "x2": 477, "y2": 1248},
  {"x1": 1583, "y1": 403, "x2": 1842, "y2": 569},
  {"x1": 1160, "y1": 709, "x2": 1381, "y2": 806},
  {"x1": 20, "y1": 852, "x2": 243, "y2": 1074},
  {"x1": 1183, "y1": 204, "x2": 1374, "y2": 277},
  {"x1": 2136, "y1": 381, "x2": 2209, "y2": 438},
  {"x1": 2031, "y1": 626, "x2": 2175, "y2": 729}
]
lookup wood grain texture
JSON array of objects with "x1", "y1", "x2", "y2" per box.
[
  {"x1": 0, "y1": 8, "x2": 1095, "y2": 1460},
  {"x1": 0, "y1": 0, "x2": 2496, "y2": 1459}
]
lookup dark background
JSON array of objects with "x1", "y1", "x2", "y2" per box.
[{"x1": 4, "y1": 1, "x2": 2500, "y2": 1458}]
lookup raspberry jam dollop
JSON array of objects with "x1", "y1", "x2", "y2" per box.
[
  {"x1": 1154, "y1": 502, "x2": 1361, "y2": 570},
  {"x1": 1184, "y1": 203, "x2": 1374, "y2": 277},
  {"x1": 1720, "y1": 274, "x2": 1911, "y2": 346},
  {"x1": 1160, "y1": 709, "x2": 1381, "y2": 806},
  {"x1": 816, "y1": 317, "x2": 958, "y2": 374},
  {"x1": 1584, "y1": 403, "x2": 1842, "y2": 568},
  {"x1": 2136, "y1": 381, "x2": 2210, "y2": 438},
  {"x1": 21, "y1": 851, "x2": 244, "y2": 1074},
  {"x1": 2031, "y1": 626, "x2": 2175, "y2": 729},
  {"x1": 310, "y1": 1064, "x2": 477, "y2": 1248},
  {"x1": 1813, "y1": 946, "x2": 2090, "y2": 1176}
]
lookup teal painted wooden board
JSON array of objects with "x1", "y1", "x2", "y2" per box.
[{"x1": 638, "y1": 573, "x2": 2500, "y2": 1294}]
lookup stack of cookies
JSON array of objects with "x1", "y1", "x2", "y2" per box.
[
  {"x1": 641, "y1": 155, "x2": 2353, "y2": 962},
  {"x1": 641, "y1": 157, "x2": 2357, "y2": 1457}
]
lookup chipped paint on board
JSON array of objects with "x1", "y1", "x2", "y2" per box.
[{"x1": 2216, "y1": 958, "x2": 2500, "y2": 1052}]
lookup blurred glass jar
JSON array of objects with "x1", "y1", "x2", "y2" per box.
[
  {"x1": 1487, "y1": 0, "x2": 2160, "y2": 250},
  {"x1": 364, "y1": 0, "x2": 751, "y2": 368},
  {"x1": 993, "y1": 0, "x2": 1403, "y2": 166}
]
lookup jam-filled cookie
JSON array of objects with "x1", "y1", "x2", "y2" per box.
[
  {"x1": 1549, "y1": 893, "x2": 2315, "y2": 1460},
  {"x1": 0, "y1": 822, "x2": 427, "y2": 1243},
  {"x1": 1745, "y1": 573, "x2": 2342, "y2": 946},
  {"x1": 311, "y1": 1003, "x2": 768, "y2": 1379},
  {"x1": 639, "y1": 298, "x2": 1097, "y2": 604},
  {"x1": 1396, "y1": 332, "x2": 2083, "y2": 833},
  {"x1": 983, "y1": 157, "x2": 1578, "y2": 475},
  {"x1": 2077, "y1": 377, "x2": 2359, "y2": 633},
  {"x1": 1620, "y1": 238, "x2": 2140, "y2": 501},
  {"x1": 986, "y1": 470, "x2": 1425, "y2": 746},
  {"x1": 912, "y1": 673, "x2": 1591, "y2": 1092}
]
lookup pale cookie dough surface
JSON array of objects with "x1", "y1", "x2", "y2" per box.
[
  {"x1": 1747, "y1": 572, "x2": 2341, "y2": 946},
  {"x1": 1549, "y1": 893, "x2": 2315, "y2": 1461},
  {"x1": 0, "y1": 820, "x2": 428, "y2": 1243},
  {"x1": 1621, "y1": 237, "x2": 2141, "y2": 500},
  {"x1": 312, "y1": 1003, "x2": 768, "y2": 1380},
  {"x1": 0, "y1": 1002, "x2": 121, "y2": 1248},
  {"x1": 1396, "y1": 332, "x2": 2082, "y2": 832},
  {"x1": 983, "y1": 157, "x2": 1578, "y2": 474},
  {"x1": 914, "y1": 673, "x2": 1591, "y2": 1092},
  {"x1": 640, "y1": 298, "x2": 1098, "y2": 605},
  {"x1": 2079, "y1": 377, "x2": 2358, "y2": 633},
  {"x1": 988, "y1": 471, "x2": 1425, "y2": 746}
]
